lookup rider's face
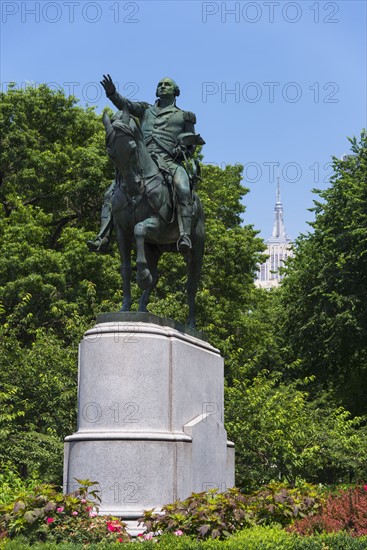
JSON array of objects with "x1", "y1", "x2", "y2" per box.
[{"x1": 156, "y1": 79, "x2": 175, "y2": 99}]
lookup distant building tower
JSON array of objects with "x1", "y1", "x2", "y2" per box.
[{"x1": 255, "y1": 177, "x2": 293, "y2": 289}]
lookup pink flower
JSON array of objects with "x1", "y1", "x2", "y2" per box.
[
  {"x1": 174, "y1": 529, "x2": 183, "y2": 536},
  {"x1": 107, "y1": 520, "x2": 121, "y2": 532},
  {"x1": 72, "y1": 511, "x2": 78, "y2": 516},
  {"x1": 81, "y1": 499, "x2": 87, "y2": 503},
  {"x1": 56, "y1": 507, "x2": 64, "y2": 513},
  {"x1": 363, "y1": 484, "x2": 367, "y2": 491},
  {"x1": 47, "y1": 517, "x2": 55, "y2": 524},
  {"x1": 144, "y1": 532, "x2": 153, "y2": 540},
  {"x1": 89, "y1": 511, "x2": 98, "y2": 518}
]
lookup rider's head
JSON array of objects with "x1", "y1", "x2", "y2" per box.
[{"x1": 156, "y1": 78, "x2": 180, "y2": 99}]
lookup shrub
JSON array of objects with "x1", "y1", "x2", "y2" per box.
[
  {"x1": 3, "y1": 529, "x2": 367, "y2": 549},
  {"x1": 223, "y1": 524, "x2": 295, "y2": 548},
  {"x1": 290, "y1": 485, "x2": 367, "y2": 537},
  {"x1": 292, "y1": 532, "x2": 367, "y2": 549},
  {"x1": 231, "y1": 528, "x2": 367, "y2": 549},
  {"x1": 139, "y1": 488, "x2": 254, "y2": 541},
  {"x1": 246, "y1": 482, "x2": 323, "y2": 527},
  {"x1": 138, "y1": 483, "x2": 323, "y2": 540},
  {"x1": 1, "y1": 541, "x2": 130, "y2": 550},
  {"x1": 0, "y1": 479, "x2": 130, "y2": 544},
  {"x1": 0, "y1": 469, "x2": 41, "y2": 508}
]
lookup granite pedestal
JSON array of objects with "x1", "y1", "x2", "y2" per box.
[{"x1": 64, "y1": 313, "x2": 234, "y2": 526}]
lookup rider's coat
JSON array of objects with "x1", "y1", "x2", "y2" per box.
[{"x1": 107, "y1": 92, "x2": 197, "y2": 161}]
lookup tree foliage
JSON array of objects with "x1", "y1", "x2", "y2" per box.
[
  {"x1": 278, "y1": 131, "x2": 367, "y2": 414},
  {"x1": 225, "y1": 369, "x2": 367, "y2": 490},
  {"x1": 0, "y1": 83, "x2": 110, "y2": 224}
]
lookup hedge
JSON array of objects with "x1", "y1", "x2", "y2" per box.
[{"x1": 3, "y1": 527, "x2": 367, "y2": 549}]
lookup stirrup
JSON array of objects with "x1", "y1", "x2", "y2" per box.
[
  {"x1": 86, "y1": 236, "x2": 109, "y2": 253},
  {"x1": 177, "y1": 234, "x2": 192, "y2": 253}
]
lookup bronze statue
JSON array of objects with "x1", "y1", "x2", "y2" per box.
[
  {"x1": 91, "y1": 75, "x2": 205, "y2": 328},
  {"x1": 88, "y1": 76, "x2": 204, "y2": 253}
]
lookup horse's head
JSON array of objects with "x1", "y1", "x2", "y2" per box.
[
  {"x1": 102, "y1": 108, "x2": 160, "y2": 198},
  {"x1": 102, "y1": 109, "x2": 142, "y2": 195}
]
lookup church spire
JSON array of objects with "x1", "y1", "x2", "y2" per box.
[
  {"x1": 271, "y1": 176, "x2": 288, "y2": 240},
  {"x1": 255, "y1": 176, "x2": 293, "y2": 288}
]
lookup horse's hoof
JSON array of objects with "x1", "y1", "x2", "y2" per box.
[{"x1": 137, "y1": 269, "x2": 153, "y2": 290}]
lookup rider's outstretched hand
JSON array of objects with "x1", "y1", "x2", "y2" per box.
[{"x1": 101, "y1": 74, "x2": 116, "y2": 96}]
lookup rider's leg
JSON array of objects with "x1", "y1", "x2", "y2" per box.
[
  {"x1": 87, "y1": 181, "x2": 115, "y2": 253},
  {"x1": 174, "y1": 167, "x2": 193, "y2": 253}
]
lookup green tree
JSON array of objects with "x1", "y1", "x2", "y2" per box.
[
  {"x1": 225, "y1": 369, "x2": 367, "y2": 490},
  {"x1": 0, "y1": 83, "x2": 110, "y2": 224},
  {"x1": 278, "y1": 131, "x2": 367, "y2": 415}
]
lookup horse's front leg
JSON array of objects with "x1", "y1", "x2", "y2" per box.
[
  {"x1": 138, "y1": 244, "x2": 161, "y2": 312},
  {"x1": 134, "y1": 217, "x2": 161, "y2": 290},
  {"x1": 116, "y1": 226, "x2": 133, "y2": 311}
]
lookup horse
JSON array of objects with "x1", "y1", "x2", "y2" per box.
[{"x1": 102, "y1": 109, "x2": 205, "y2": 329}]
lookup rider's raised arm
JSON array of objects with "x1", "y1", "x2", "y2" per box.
[
  {"x1": 108, "y1": 91, "x2": 149, "y2": 118},
  {"x1": 101, "y1": 74, "x2": 149, "y2": 118}
]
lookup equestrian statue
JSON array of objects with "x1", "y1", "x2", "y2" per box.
[{"x1": 88, "y1": 75, "x2": 205, "y2": 328}]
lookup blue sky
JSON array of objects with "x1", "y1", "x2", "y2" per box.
[{"x1": 1, "y1": 0, "x2": 366, "y2": 239}]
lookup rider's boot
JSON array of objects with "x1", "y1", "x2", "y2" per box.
[
  {"x1": 87, "y1": 187, "x2": 114, "y2": 253},
  {"x1": 87, "y1": 232, "x2": 110, "y2": 253},
  {"x1": 177, "y1": 206, "x2": 193, "y2": 253},
  {"x1": 87, "y1": 212, "x2": 112, "y2": 253}
]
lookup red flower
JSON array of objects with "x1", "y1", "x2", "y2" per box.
[
  {"x1": 107, "y1": 520, "x2": 122, "y2": 533},
  {"x1": 363, "y1": 484, "x2": 367, "y2": 491},
  {"x1": 47, "y1": 517, "x2": 55, "y2": 524}
]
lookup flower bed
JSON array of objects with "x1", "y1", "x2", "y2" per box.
[{"x1": 1, "y1": 478, "x2": 367, "y2": 547}]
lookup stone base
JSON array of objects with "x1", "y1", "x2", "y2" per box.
[{"x1": 64, "y1": 315, "x2": 234, "y2": 517}]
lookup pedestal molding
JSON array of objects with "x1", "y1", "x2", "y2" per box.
[
  {"x1": 84, "y1": 322, "x2": 220, "y2": 354},
  {"x1": 65, "y1": 431, "x2": 192, "y2": 442}
]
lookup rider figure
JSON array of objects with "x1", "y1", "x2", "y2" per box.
[{"x1": 87, "y1": 75, "x2": 203, "y2": 254}]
